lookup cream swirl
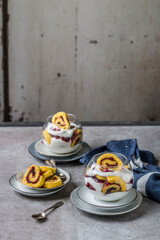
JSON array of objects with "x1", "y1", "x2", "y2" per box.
[{"x1": 86, "y1": 162, "x2": 133, "y2": 185}]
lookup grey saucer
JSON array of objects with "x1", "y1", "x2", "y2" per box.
[
  {"x1": 9, "y1": 168, "x2": 70, "y2": 197},
  {"x1": 70, "y1": 185, "x2": 143, "y2": 216},
  {"x1": 28, "y1": 140, "x2": 91, "y2": 163},
  {"x1": 9, "y1": 174, "x2": 64, "y2": 197}
]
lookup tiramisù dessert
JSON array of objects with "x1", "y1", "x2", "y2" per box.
[
  {"x1": 42, "y1": 112, "x2": 83, "y2": 154},
  {"x1": 85, "y1": 152, "x2": 134, "y2": 201}
]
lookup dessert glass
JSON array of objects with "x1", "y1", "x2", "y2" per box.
[
  {"x1": 84, "y1": 152, "x2": 134, "y2": 201},
  {"x1": 42, "y1": 113, "x2": 83, "y2": 154}
]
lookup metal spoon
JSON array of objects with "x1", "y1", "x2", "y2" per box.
[
  {"x1": 45, "y1": 159, "x2": 56, "y2": 168},
  {"x1": 45, "y1": 159, "x2": 66, "y2": 181},
  {"x1": 32, "y1": 201, "x2": 64, "y2": 220}
]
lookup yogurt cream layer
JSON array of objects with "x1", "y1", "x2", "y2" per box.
[
  {"x1": 46, "y1": 122, "x2": 81, "y2": 138},
  {"x1": 86, "y1": 163, "x2": 133, "y2": 186},
  {"x1": 44, "y1": 123, "x2": 81, "y2": 152}
]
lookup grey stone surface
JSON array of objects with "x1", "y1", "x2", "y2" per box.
[{"x1": 0, "y1": 126, "x2": 160, "y2": 240}]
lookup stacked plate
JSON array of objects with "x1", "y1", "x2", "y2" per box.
[
  {"x1": 9, "y1": 168, "x2": 70, "y2": 197},
  {"x1": 28, "y1": 140, "x2": 91, "y2": 163},
  {"x1": 70, "y1": 185, "x2": 143, "y2": 216}
]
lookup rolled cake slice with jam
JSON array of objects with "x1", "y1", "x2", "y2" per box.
[
  {"x1": 71, "y1": 129, "x2": 82, "y2": 147},
  {"x1": 101, "y1": 176, "x2": 126, "y2": 194},
  {"x1": 22, "y1": 164, "x2": 45, "y2": 188},
  {"x1": 39, "y1": 166, "x2": 56, "y2": 174},
  {"x1": 97, "y1": 153, "x2": 123, "y2": 171},
  {"x1": 43, "y1": 175, "x2": 62, "y2": 188},
  {"x1": 52, "y1": 112, "x2": 70, "y2": 130}
]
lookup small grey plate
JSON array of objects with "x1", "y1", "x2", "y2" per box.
[
  {"x1": 28, "y1": 140, "x2": 91, "y2": 163},
  {"x1": 9, "y1": 168, "x2": 70, "y2": 197},
  {"x1": 16, "y1": 168, "x2": 70, "y2": 191},
  {"x1": 77, "y1": 185, "x2": 137, "y2": 209},
  {"x1": 70, "y1": 185, "x2": 143, "y2": 216}
]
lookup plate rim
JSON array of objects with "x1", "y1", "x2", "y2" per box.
[
  {"x1": 70, "y1": 185, "x2": 143, "y2": 216},
  {"x1": 77, "y1": 185, "x2": 137, "y2": 209},
  {"x1": 9, "y1": 167, "x2": 70, "y2": 196},
  {"x1": 35, "y1": 140, "x2": 83, "y2": 157},
  {"x1": 28, "y1": 140, "x2": 91, "y2": 162},
  {"x1": 9, "y1": 175, "x2": 65, "y2": 197}
]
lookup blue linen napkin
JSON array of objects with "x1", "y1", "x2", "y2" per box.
[{"x1": 80, "y1": 139, "x2": 160, "y2": 202}]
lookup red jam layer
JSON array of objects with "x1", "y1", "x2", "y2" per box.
[
  {"x1": 86, "y1": 182, "x2": 96, "y2": 191},
  {"x1": 51, "y1": 127, "x2": 61, "y2": 131},
  {"x1": 101, "y1": 168, "x2": 114, "y2": 172},
  {"x1": 130, "y1": 179, "x2": 133, "y2": 184},
  {"x1": 51, "y1": 135, "x2": 70, "y2": 142}
]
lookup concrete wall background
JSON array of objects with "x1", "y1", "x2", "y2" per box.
[
  {"x1": 0, "y1": 0, "x2": 3, "y2": 121},
  {"x1": 1, "y1": 0, "x2": 160, "y2": 122}
]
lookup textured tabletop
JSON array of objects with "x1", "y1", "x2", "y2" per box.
[{"x1": 0, "y1": 126, "x2": 160, "y2": 240}]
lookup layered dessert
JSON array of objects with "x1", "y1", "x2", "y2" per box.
[
  {"x1": 85, "y1": 153, "x2": 133, "y2": 201},
  {"x1": 42, "y1": 112, "x2": 83, "y2": 154}
]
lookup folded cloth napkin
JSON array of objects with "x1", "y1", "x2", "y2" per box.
[{"x1": 80, "y1": 139, "x2": 160, "y2": 202}]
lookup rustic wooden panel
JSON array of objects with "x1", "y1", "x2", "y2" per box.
[
  {"x1": 0, "y1": 0, "x2": 3, "y2": 121},
  {"x1": 8, "y1": 0, "x2": 160, "y2": 121}
]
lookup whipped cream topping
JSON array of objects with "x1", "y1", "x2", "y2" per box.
[
  {"x1": 86, "y1": 162, "x2": 133, "y2": 185},
  {"x1": 46, "y1": 122, "x2": 81, "y2": 138}
]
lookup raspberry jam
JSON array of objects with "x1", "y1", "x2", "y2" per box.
[
  {"x1": 86, "y1": 182, "x2": 96, "y2": 191},
  {"x1": 52, "y1": 128, "x2": 61, "y2": 131},
  {"x1": 61, "y1": 137, "x2": 70, "y2": 142},
  {"x1": 101, "y1": 168, "x2": 113, "y2": 173},
  {"x1": 130, "y1": 179, "x2": 133, "y2": 184}
]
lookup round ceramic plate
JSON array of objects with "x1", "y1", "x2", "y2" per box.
[
  {"x1": 35, "y1": 140, "x2": 82, "y2": 157},
  {"x1": 9, "y1": 175, "x2": 65, "y2": 197},
  {"x1": 77, "y1": 185, "x2": 137, "y2": 209},
  {"x1": 9, "y1": 168, "x2": 70, "y2": 197},
  {"x1": 70, "y1": 185, "x2": 143, "y2": 216},
  {"x1": 16, "y1": 168, "x2": 70, "y2": 191},
  {"x1": 28, "y1": 140, "x2": 91, "y2": 162}
]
